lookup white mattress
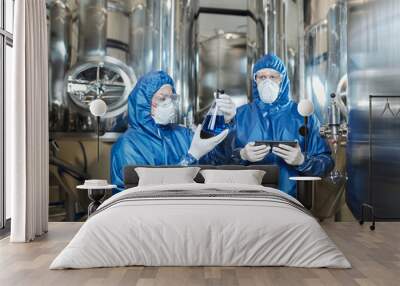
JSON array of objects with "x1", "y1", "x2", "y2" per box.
[{"x1": 50, "y1": 183, "x2": 351, "y2": 269}]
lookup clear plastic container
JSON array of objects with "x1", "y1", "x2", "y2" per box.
[{"x1": 200, "y1": 89, "x2": 227, "y2": 139}]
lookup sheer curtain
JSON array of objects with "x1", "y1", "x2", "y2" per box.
[{"x1": 7, "y1": 0, "x2": 49, "y2": 242}]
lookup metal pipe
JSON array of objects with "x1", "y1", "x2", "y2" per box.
[
  {"x1": 263, "y1": 0, "x2": 269, "y2": 54},
  {"x1": 97, "y1": 116, "x2": 100, "y2": 163},
  {"x1": 335, "y1": 73, "x2": 349, "y2": 122},
  {"x1": 48, "y1": 0, "x2": 71, "y2": 130},
  {"x1": 78, "y1": 0, "x2": 107, "y2": 60},
  {"x1": 128, "y1": 2, "x2": 145, "y2": 77},
  {"x1": 273, "y1": 0, "x2": 277, "y2": 54},
  {"x1": 297, "y1": 0, "x2": 305, "y2": 100},
  {"x1": 279, "y1": 0, "x2": 288, "y2": 65},
  {"x1": 169, "y1": 0, "x2": 175, "y2": 78}
]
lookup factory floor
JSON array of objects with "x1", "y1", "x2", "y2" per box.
[{"x1": 0, "y1": 222, "x2": 399, "y2": 286}]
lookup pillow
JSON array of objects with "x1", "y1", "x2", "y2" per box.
[
  {"x1": 135, "y1": 167, "x2": 201, "y2": 186},
  {"x1": 200, "y1": 169, "x2": 266, "y2": 185}
]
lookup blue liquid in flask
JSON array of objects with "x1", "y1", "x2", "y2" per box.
[{"x1": 200, "y1": 115, "x2": 226, "y2": 139}]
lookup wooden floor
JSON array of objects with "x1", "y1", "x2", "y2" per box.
[{"x1": 0, "y1": 222, "x2": 399, "y2": 286}]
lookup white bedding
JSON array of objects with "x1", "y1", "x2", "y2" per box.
[{"x1": 50, "y1": 183, "x2": 351, "y2": 269}]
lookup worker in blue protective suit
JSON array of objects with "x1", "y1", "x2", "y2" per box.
[
  {"x1": 230, "y1": 54, "x2": 334, "y2": 197},
  {"x1": 110, "y1": 70, "x2": 236, "y2": 192}
]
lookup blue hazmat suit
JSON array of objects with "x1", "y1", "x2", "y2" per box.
[
  {"x1": 110, "y1": 71, "x2": 227, "y2": 193},
  {"x1": 230, "y1": 54, "x2": 334, "y2": 197}
]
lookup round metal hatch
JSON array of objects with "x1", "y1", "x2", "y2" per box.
[{"x1": 65, "y1": 56, "x2": 136, "y2": 118}]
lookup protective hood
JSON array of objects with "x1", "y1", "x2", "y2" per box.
[
  {"x1": 111, "y1": 71, "x2": 228, "y2": 192},
  {"x1": 252, "y1": 54, "x2": 291, "y2": 111},
  {"x1": 230, "y1": 54, "x2": 333, "y2": 196},
  {"x1": 127, "y1": 70, "x2": 175, "y2": 137}
]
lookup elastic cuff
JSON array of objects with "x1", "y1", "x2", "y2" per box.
[
  {"x1": 226, "y1": 119, "x2": 235, "y2": 128},
  {"x1": 295, "y1": 156, "x2": 309, "y2": 173},
  {"x1": 232, "y1": 148, "x2": 249, "y2": 165},
  {"x1": 229, "y1": 120, "x2": 238, "y2": 132}
]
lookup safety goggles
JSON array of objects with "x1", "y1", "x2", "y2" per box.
[
  {"x1": 254, "y1": 69, "x2": 282, "y2": 84},
  {"x1": 152, "y1": 93, "x2": 178, "y2": 107}
]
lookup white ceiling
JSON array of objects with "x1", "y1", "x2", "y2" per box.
[
  {"x1": 198, "y1": 0, "x2": 248, "y2": 39},
  {"x1": 199, "y1": 0, "x2": 247, "y2": 10}
]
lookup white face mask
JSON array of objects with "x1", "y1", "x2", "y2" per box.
[
  {"x1": 257, "y1": 79, "x2": 280, "y2": 104},
  {"x1": 152, "y1": 100, "x2": 177, "y2": 125}
]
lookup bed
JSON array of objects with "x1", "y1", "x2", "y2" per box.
[{"x1": 50, "y1": 165, "x2": 350, "y2": 269}]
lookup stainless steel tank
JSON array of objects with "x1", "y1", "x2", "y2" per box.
[
  {"x1": 196, "y1": 32, "x2": 248, "y2": 120},
  {"x1": 304, "y1": 0, "x2": 347, "y2": 123},
  {"x1": 48, "y1": 0, "x2": 200, "y2": 129},
  {"x1": 194, "y1": 0, "x2": 300, "y2": 120},
  {"x1": 127, "y1": 0, "x2": 199, "y2": 123},
  {"x1": 64, "y1": 0, "x2": 135, "y2": 132},
  {"x1": 303, "y1": 0, "x2": 348, "y2": 220},
  {"x1": 48, "y1": 0, "x2": 199, "y2": 132},
  {"x1": 347, "y1": 0, "x2": 400, "y2": 220},
  {"x1": 48, "y1": 0, "x2": 136, "y2": 133}
]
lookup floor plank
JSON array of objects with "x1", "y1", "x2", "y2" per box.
[{"x1": 0, "y1": 222, "x2": 399, "y2": 286}]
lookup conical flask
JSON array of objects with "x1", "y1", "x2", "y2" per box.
[{"x1": 200, "y1": 89, "x2": 227, "y2": 139}]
